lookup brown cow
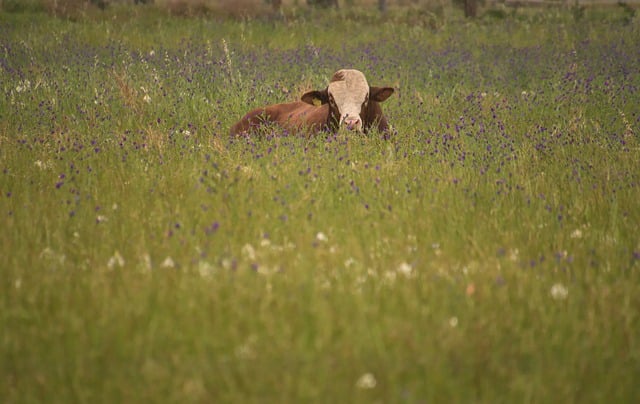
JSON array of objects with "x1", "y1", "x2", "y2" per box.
[{"x1": 230, "y1": 69, "x2": 394, "y2": 136}]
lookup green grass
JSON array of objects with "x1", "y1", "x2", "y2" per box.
[{"x1": 1, "y1": 5, "x2": 640, "y2": 403}]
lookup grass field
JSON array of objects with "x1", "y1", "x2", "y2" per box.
[{"x1": 1, "y1": 4, "x2": 640, "y2": 403}]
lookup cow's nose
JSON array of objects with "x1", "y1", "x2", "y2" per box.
[{"x1": 344, "y1": 116, "x2": 362, "y2": 131}]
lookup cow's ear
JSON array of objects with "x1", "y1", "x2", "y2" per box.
[
  {"x1": 301, "y1": 89, "x2": 329, "y2": 106},
  {"x1": 370, "y1": 87, "x2": 394, "y2": 103}
]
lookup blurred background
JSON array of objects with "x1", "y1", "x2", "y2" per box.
[{"x1": 2, "y1": 0, "x2": 637, "y2": 19}]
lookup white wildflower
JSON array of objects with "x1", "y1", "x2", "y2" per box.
[
  {"x1": 509, "y1": 248, "x2": 519, "y2": 262},
  {"x1": 316, "y1": 232, "x2": 328, "y2": 242},
  {"x1": 240, "y1": 166, "x2": 252, "y2": 176},
  {"x1": 107, "y1": 251, "x2": 125, "y2": 269},
  {"x1": 344, "y1": 257, "x2": 356, "y2": 268},
  {"x1": 550, "y1": 283, "x2": 569, "y2": 300},
  {"x1": 570, "y1": 229, "x2": 583, "y2": 239},
  {"x1": 396, "y1": 262, "x2": 413, "y2": 277},
  {"x1": 161, "y1": 256, "x2": 175, "y2": 269},
  {"x1": 241, "y1": 244, "x2": 256, "y2": 261},
  {"x1": 222, "y1": 258, "x2": 233, "y2": 270},
  {"x1": 260, "y1": 238, "x2": 271, "y2": 247},
  {"x1": 34, "y1": 160, "x2": 52, "y2": 170},
  {"x1": 355, "y1": 373, "x2": 377, "y2": 389},
  {"x1": 449, "y1": 316, "x2": 459, "y2": 328},
  {"x1": 96, "y1": 215, "x2": 108, "y2": 223},
  {"x1": 431, "y1": 242, "x2": 442, "y2": 256}
]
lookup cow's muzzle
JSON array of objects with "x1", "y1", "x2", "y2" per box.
[{"x1": 342, "y1": 115, "x2": 363, "y2": 132}]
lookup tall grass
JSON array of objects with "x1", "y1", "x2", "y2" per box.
[{"x1": 1, "y1": 6, "x2": 639, "y2": 403}]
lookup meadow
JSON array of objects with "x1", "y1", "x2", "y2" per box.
[{"x1": 1, "y1": 4, "x2": 640, "y2": 403}]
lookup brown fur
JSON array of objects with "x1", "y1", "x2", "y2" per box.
[{"x1": 229, "y1": 101, "x2": 332, "y2": 135}]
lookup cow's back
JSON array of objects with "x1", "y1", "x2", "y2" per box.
[{"x1": 230, "y1": 102, "x2": 329, "y2": 136}]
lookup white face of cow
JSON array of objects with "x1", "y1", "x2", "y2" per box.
[
  {"x1": 327, "y1": 69, "x2": 369, "y2": 132},
  {"x1": 300, "y1": 69, "x2": 394, "y2": 133}
]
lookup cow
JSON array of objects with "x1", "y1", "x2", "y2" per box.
[{"x1": 229, "y1": 69, "x2": 394, "y2": 136}]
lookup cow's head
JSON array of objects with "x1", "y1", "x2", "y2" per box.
[{"x1": 301, "y1": 69, "x2": 394, "y2": 133}]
